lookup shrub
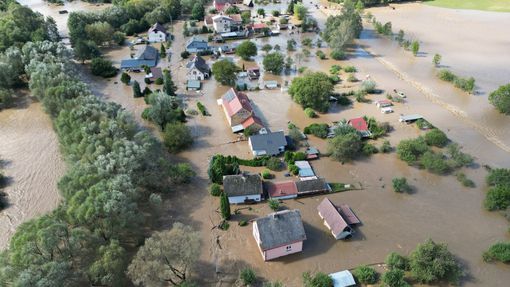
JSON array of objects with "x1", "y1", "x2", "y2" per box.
[
  {"x1": 433, "y1": 53, "x2": 442, "y2": 66},
  {"x1": 397, "y1": 137, "x2": 430, "y2": 164},
  {"x1": 163, "y1": 122, "x2": 194, "y2": 153},
  {"x1": 144, "y1": 77, "x2": 151, "y2": 85},
  {"x1": 239, "y1": 268, "x2": 256, "y2": 286},
  {"x1": 483, "y1": 242, "x2": 510, "y2": 263},
  {"x1": 330, "y1": 65, "x2": 341, "y2": 74},
  {"x1": 330, "y1": 49, "x2": 346, "y2": 60},
  {"x1": 298, "y1": 67, "x2": 307, "y2": 74},
  {"x1": 168, "y1": 163, "x2": 195, "y2": 184},
  {"x1": 486, "y1": 168, "x2": 510, "y2": 186},
  {"x1": 353, "y1": 265, "x2": 378, "y2": 285},
  {"x1": 304, "y1": 108, "x2": 317, "y2": 118},
  {"x1": 453, "y1": 76, "x2": 475, "y2": 93},
  {"x1": 409, "y1": 239, "x2": 462, "y2": 285},
  {"x1": 120, "y1": 72, "x2": 131, "y2": 85},
  {"x1": 484, "y1": 185, "x2": 510, "y2": 211},
  {"x1": 392, "y1": 177, "x2": 411, "y2": 193},
  {"x1": 266, "y1": 157, "x2": 282, "y2": 171},
  {"x1": 316, "y1": 50, "x2": 326, "y2": 60},
  {"x1": 208, "y1": 155, "x2": 240, "y2": 184},
  {"x1": 303, "y1": 123, "x2": 329, "y2": 138},
  {"x1": 420, "y1": 151, "x2": 451, "y2": 174},
  {"x1": 438, "y1": 69, "x2": 456, "y2": 82},
  {"x1": 360, "y1": 79, "x2": 377, "y2": 93},
  {"x1": 347, "y1": 74, "x2": 358, "y2": 82},
  {"x1": 90, "y1": 57, "x2": 117, "y2": 78},
  {"x1": 302, "y1": 271, "x2": 333, "y2": 287},
  {"x1": 382, "y1": 269, "x2": 410, "y2": 287},
  {"x1": 337, "y1": 96, "x2": 351, "y2": 106},
  {"x1": 489, "y1": 84, "x2": 510, "y2": 114},
  {"x1": 154, "y1": 77, "x2": 163, "y2": 85},
  {"x1": 288, "y1": 164, "x2": 299, "y2": 175},
  {"x1": 456, "y1": 172, "x2": 475, "y2": 188},
  {"x1": 261, "y1": 169, "x2": 272, "y2": 179},
  {"x1": 268, "y1": 198, "x2": 280, "y2": 211},
  {"x1": 415, "y1": 118, "x2": 434, "y2": 130},
  {"x1": 210, "y1": 183, "x2": 222, "y2": 196},
  {"x1": 220, "y1": 192, "x2": 231, "y2": 220},
  {"x1": 181, "y1": 51, "x2": 190, "y2": 59},
  {"x1": 411, "y1": 40, "x2": 420, "y2": 56},
  {"x1": 344, "y1": 66, "x2": 357, "y2": 73},
  {"x1": 238, "y1": 220, "x2": 248, "y2": 226},
  {"x1": 362, "y1": 143, "x2": 378, "y2": 156},
  {"x1": 424, "y1": 129, "x2": 448, "y2": 147},
  {"x1": 380, "y1": 140, "x2": 392, "y2": 153},
  {"x1": 386, "y1": 252, "x2": 410, "y2": 271},
  {"x1": 197, "y1": 102, "x2": 207, "y2": 116}
]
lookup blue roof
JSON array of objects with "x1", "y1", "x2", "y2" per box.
[
  {"x1": 120, "y1": 59, "x2": 157, "y2": 69},
  {"x1": 299, "y1": 168, "x2": 315, "y2": 177},
  {"x1": 187, "y1": 80, "x2": 201, "y2": 89}
]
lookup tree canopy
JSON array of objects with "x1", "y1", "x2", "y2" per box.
[
  {"x1": 235, "y1": 40, "x2": 257, "y2": 60},
  {"x1": 489, "y1": 84, "x2": 510, "y2": 114},
  {"x1": 212, "y1": 59, "x2": 239, "y2": 86},
  {"x1": 322, "y1": 0, "x2": 362, "y2": 54},
  {"x1": 263, "y1": 52, "x2": 285, "y2": 75},
  {"x1": 288, "y1": 72, "x2": 334, "y2": 112}
]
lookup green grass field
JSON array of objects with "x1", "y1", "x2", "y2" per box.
[{"x1": 425, "y1": 0, "x2": 510, "y2": 12}]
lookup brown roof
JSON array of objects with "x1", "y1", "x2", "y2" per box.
[
  {"x1": 149, "y1": 67, "x2": 163, "y2": 81},
  {"x1": 265, "y1": 181, "x2": 298, "y2": 198},
  {"x1": 230, "y1": 14, "x2": 242, "y2": 23},
  {"x1": 338, "y1": 204, "x2": 361, "y2": 225},
  {"x1": 295, "y1": 178, "x2": 330, "y2": 194},
  {"x1": 204, "y1": 15, "x2": 213, "y2": 26},
  {"x1": 317, "y1": 198, "x2": 350, "y2": 237}
]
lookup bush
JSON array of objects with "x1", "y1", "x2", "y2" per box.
[
  {"x1": 362, "y1": 143, "x2": 378, "y2": 156},
  {"x1": 344, "y1": 66, "x2": 357, "y2": 73},
  {"x1": 411, "y1": 40, "x2": 420, "y2": 56},
  {"x1": 208, "y1": 155, "x2": 240, "y2": 184},
  {"x1": 360, "y1": 79, "x2": 377, "y2": 93},
  {"x1": 337, "y1": 95, "x2": 351, "y2": 106},
  {"x1": 210, "y1": 183, "x2": 222, "y2": 196},
  {"x1": 197, "y1": 102, "x2": 207, "y2": 116},
  {"x1": 303, "y1": 123, "x2": 329, "y2": 138},
  {"x1": 289, "y1": 72, "x2": 333, "y2": 112},
  {"x1": 154, "y1": 77, "x2": 164, "y2": 85},
  {"x1": 409, "y1": 239, "x2": 462, "y2": 285},
  {"x1": 382, "y1": 269, "x2": 410, "y2": 287},
  {"x1": 456, "y1": 172, "x2": 475, "y2": 188},
  {"x1": 392, "y1": 177, "x2": 411, "y2": 193},
  {"x1": 483, "y1": 242, "x2": 510, "y2": 263},
  {"x1": 415, "y1": 118, "x2": 434, "y2": 130},
  {"x1": 168, "y1": 163, "x2": 195, "y2": 184},
  {"x1": 330, "y1": 49, "x2": 346, "y2": 60},
  {"x1": 328, "y1": 132, "x2": 363, "y2": 162},
  {"x1": 380, "y1": 140, "x2": 392, "y2": 153},
  {"x1": 438, "y1": 69, "x2": 456, "y2": 82},
  {"x1": 261, "y1": 169, "x2": 272, "y2": 179},
  {"x1": 181, "y1": 51, "x2": 190, "y2": 59},
  {"x1": 420, "y1": 151, "x2": 451, "y2": 174},
  {"x1": 486, "y1": 168, "x2": 510, "y2": 186},
  {"x1": 453, "y1": 76, "x2": 475, "y2": 93},
  {"x1": 424, "y1": 129, "x2": 448, "y2": 147},
  {"x1": 353, "y1": 265, "x2": 378, "y2": 285},
  {"x1": 266, "y1": 157, "x2": 282, "y2": 171},
  {"x1": 120, "y1": 72, "x2": 131, "y2": 85},
  {"x1": 304, "y1": 107, "x2": 317, "y2": 118},
  {"x1": 90, "y1": 57, "x2": 117, "y2": 78},
  {"x1": 220, "y1": 192, "x2": 231, "y2": 220},
  {"x1": 489, "y1": 84, "x2": 510, "y2": 114},
  {"x1": 288, "y1": 164, "x2": 299, "y2": 175},
  {"x1": 386, "y1": 252, "x2": 410, "y2": 271},
  {"x1": 433, "y1": 53, "x2": 442, "y2": 66},
  {"x1": 330, "y1": 65, "x2": 341, "y2": 74},
  {"x1": 268, "y1": 198, "x2": 280, "y2": 211},
  {"x1": 397, "y1": 137, "x2": 430, "y2": 164},
  {"x1": 302, "y1": 271, "x2": 333, "y2": 287},
  {"x1": 316, "y1": 50, "x2": 326, "y2": 60},
  {"x1": 484, "y1": 185, "x2": 510, "y2": 211},
  {"x1": 347, "y1": 74, "x2": 358, "y2": 82},
  {"x1": 163, "y1": 122, "x2": 194, "y2": 153},
  {"x1": 239, "y1": 268, "x2": 256, "y2": 286},
  {"x1": 238, "y1": 220, "x2": 248, "y2": 226}
]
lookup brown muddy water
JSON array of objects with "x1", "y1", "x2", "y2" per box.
[{"x1": 2, "y1": 1, "x2": 510, "y2": 286}]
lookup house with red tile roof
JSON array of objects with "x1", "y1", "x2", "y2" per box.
[
  {"x1": 218, "y1": 88, "x2": 264, "y2": 133},
  {"x1": 348, "y1": 117, "x2": 372, "y2": 138},
  {"x1": 265, "y1": 181, "x2": 298, "y2": 200}
]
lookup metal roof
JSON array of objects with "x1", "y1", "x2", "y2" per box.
[
  {"x1": 249, "y1": 131, "x2": 287, "y2": 155},
  {"x1": 254, "y1": 210, "x2": 306, "y2": 251}
]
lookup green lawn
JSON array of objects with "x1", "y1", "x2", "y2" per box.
[{"x1": 425, "y1": 0, "x2": 510, "y2": 12}]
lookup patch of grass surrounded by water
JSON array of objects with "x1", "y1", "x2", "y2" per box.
[{"x1": 425, "y1": 0, "x2": 510, "y2": 12}]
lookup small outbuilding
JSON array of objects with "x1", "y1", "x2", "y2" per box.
[
  {"x1": 248, "y1": 131, "x2": 287, "y2": 156},
  {"x1": 264, "y1": 80, "x2": 278, "y2": 89},
  {"x1": 329, "y1": 270, "x2": 356, "y2": 287},
  {"x1": 252, "y1": 209, "x2": 306, "y2": 261},
  {"x1": 295, "y1": 161, "x2": 315, "y2": 178},
  {"x1": 306, "y1": 147, "x2": 319, "y2": 160},
  {"x1": 375, "y1": 99, "x2": 393, "y2": 108},
  {"x1": 223, "y1": 174, "x2": 263, "y2": 204},
  {"x1": 187, "y1": 80, "x2": 201, "y2": 91},
  {"x1": 265, "y1": 181, "x2": 298, "y2": 200},
  {"x1": 317, "y1": 198, "x2": 353, "y2": 240},
  {"x1": 295, "y1": 178, "x2": 330, "y2": 195},
  {"x1": 399, "y1": 114, "x2": 423, "y2": 123},
  {"x1": 145, "y1": 67, "x2": 163, "y2": 82},
  {"x1": 348, "y1": 117, "x2": 372, "y2": 138}
]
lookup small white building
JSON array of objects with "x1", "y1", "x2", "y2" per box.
[
  {"x1": 212, "y1": 15, "x2": 236, "y2": 33},
  {"x1": 329, "y1": 270, "x2": 356, "y2": 287},
  {"x1": 223, "y1": 174, "x2": 263, "y2": 204},
  {"x1": 148, "y1": 23, "x2": 167, "y2": 43}
]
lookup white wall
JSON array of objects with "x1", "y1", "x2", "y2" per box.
[
  {"x1": 228, "y1": 194, "x2": 261, "y2": 204},
  {"x1": 148, "y1": 31, "x2": 166, "y2": 43}
]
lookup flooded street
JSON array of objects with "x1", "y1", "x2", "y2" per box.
[{"x1": 2, "y1": 0, "x2": 510, "y2": 286}]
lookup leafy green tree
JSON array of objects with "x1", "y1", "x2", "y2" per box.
[
  {"x1": 386, "y1": 252, "x2": 410, "y2": 270},
  {"x1": 226, "y1": 5, "x2": 241, "y2": 15},
  {"x1": 420, "y1": 151, "x2": 451, "y2": 174},
  {"x1": 261, "y1": 44, "x2": 273, "y2": 53},
  {"x1": 382, "y1": 269, "x2": 410, "y2": 287},
  {"x1": 120, "y1": 72, "x2": 131, "y2": 85},
  {"x1": 433, "y1": 53, "x2": 442, "y2": 66},
  {"x1": 328, "y1": 132, "x2": 362, "y2": 162},
  {"x1": 483, "y1": 242, "x2": 510, "y2": 263},
  {"x1": 163, "y1": 122, "x2": 194, "y2": 153},
  {"x1": 411, "y1": 40, "x2": 420, "y2": 56},
  {"x1": 302, "y1": 271, "x2": 333, "y2": 287},
  {"x1": 239, "y1": 268, "x2": 256, "y2": 286},
  {"x1": 392, "y1": 177, "x2": 411, "y2": 193},
  {"x1": 484, "y1": 185, "x2": 510, "y2": 211},
  {"x1": 305, "y1": 107, "x2": 317, "y2": 117},
  {"x1": 241, "y1": 11, "x2": 251, "y2": 24},
  {"x1": 236, "y1": 40, "x2": 258, "y2": 60},
  {"x1": 85, "y1": 22, "x2": 114, "y2": 46},
  {"x1": 489, "y1": 84, "x2": 510, "y2": 114},
  {"x1": 257, "y1": 8, "x2": 265, "y2": 16},
  {"x1": 263, "y1": 52, "x2": 285, "y2": 75},
  {"x1": 289, "y1": 72, "x2": 333, "y2": 112},
  {"x1": 208, "y1": 155, "x2": 240, "y2": 184},
  {"x1": 90, "y1": 57, "x2": 117, "y2": 78},
  {"x1": 268, "y1": 199, "x2": 280, "y2": 211},
  {"x1": 132, "y1": 80, "x2": 142, "y2": 98},
  {"x1": 143, "y1": 92, "x2": 185, "y2": 129},
  {"x1": 424, "y1": 129, "x2": 448, "y2": 147},
  {"x1": 163, "y1": 71, "x2": 177, "y2": 97},
  {"x1": 168, "y1": 163, "x2": 196, "y2": 184},
  {"x1": 209, "y1": 183, "x2": 222, "y2": 196},
  {"x1": 74, "y1": 41, "x2": 100, "y2": 63},
  {"x1": 486, "y1": 168, "x2": 510, "y2": 186},
  {"x1": 220, "y1": 192, "x2": 231, "y2": 220},
  {"x1": 191, "y1": 3, "x2": 204, "y2": 21},
  {"x1": 396, "y1": 137, "x2": 430, "y2": 164},
  {"x1": 88, "y1": 240, "x2": 127, "y2": 287},
  {"x1": 409, "y1": 239, "x2": 462, "y2": 284},
  {"x1": 160, "y1": 43, "x2": 167, "y2": 58},
  {"x1": 128, "y1": 223, "x2": 200, "y2": 287},
  {"x1": 212, "y1": 59, "x2": 239, "y2": 86},
  {"x1": 294, "y1": 3, "x2": 308, "y2": 20},
  {"x1": 322, "y1": 0, "x2": 362, "y2": 54},
  {"x1": 353, "y1": 265, "x2": 378, "y2": 285}
]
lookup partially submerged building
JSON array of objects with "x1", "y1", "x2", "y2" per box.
[
  {"x1": 248, "y1": 131, "x2": 287, "y2": 156},
  {"x1": 252, "y1": 210, "x2": 306, "y2": 261},
  {"x1": 148, "y1": 23, "x2": 167, "y2": 43},
  {"x1": 348, "y1": 117, "x2": 372, "y2": 138},
  {"x1": 186, "y1": 36, "x2": 209, "y2": 53},
  {"x1": 265, "y1": 181, "x2": 298, "y2": 200},
  {"x1": 120, "y1": 45, "x2": 158, "y2": 71},
  {"x1": 223, "y1": 174, "x2": 263, "y2": 204},
  {"x1": 218, "y1": 88, "x2": 264, "y2": 133},
  {"x1": 295, "y1": 178, "x2": 331, "y2": 195},
  {"x1": 317, "y1": 198, "x2": 353, "y2": 240},
  {"x1": 329, "y1": 270, "x2": 356, "y2": 287},
  {"x1": 186, "y1": 55, "x2": 210, "y2": 80}
]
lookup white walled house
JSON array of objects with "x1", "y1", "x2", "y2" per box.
[
  {"x1": 186, "y1": 55, "x2": 210, "y2": 81},
  {"x1": 212, "y1": 15, "x2": 236, "y2": 33},
  {"x1": 148, "y1": 23, "x2": 167, "y2": 43},
  {"x1": 248, "y1": 131, "x2": 287, "y2": 156},
  {"x1": 223, "y1": 174, "x2": 262, "y2": 204}
]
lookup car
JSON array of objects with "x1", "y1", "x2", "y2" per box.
[{"x1": 381, "y1": 107, "x2": 394, "y2": 114}]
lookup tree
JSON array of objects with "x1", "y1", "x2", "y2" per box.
[
  {"x1": 236, "y1": 40, "x2": 257, "y2": 60},
  {"x1": 160, "y1": 43, "x2": 167, "y2": 58},
  {"x1": 88, "y1": 240, "x2": 127, "y2": 287},
  {"x1": 85, "y1": 22, "x2": 114, "y2": 46},
  {"x1": 328, "y1": 132, "x2": 362, "y2": 162},
  {"x1": 74, "y1": 41, "x2": 100, "y2": 63},
  {"x1": 90, "y1": 57, "x2": 117, "y2": 78},
  {"x1": 257, "y1": 8, "x2": 265, "y2": 17},
  {"x1": 168, "y1": 163, "x2": 196, "y2": 184},
  {"x1": 132, "y1": 80, "x2": 142, "y2": 98},
  {"x1": 294, "y1": 3, "x2": 308, "y2": 20},
  {"x1": 424, "y1": 129, "x2": 448, "y2": 147},
  {"x1": 225, "y1": 5, "x2": 241, "y2": 15},
  {"x1": 411, "y1": 40, "x2": 420, "y2": 56},
  {"x1": 263, "y1": 52, "x2": 285, "y2": 75},
  {"x1": 287, "y1": 0, "x2": 295, "y2": 14},
  {"x1": 285, "y1": 56, "x2": 294, "y2": 71},
  {"x1": 120, "y1": 72, "x2": 131, "y2": 85},
  {"x1": 288, "y1": 72, "x2": 333, "y2": 112},
  {"x1": 392, "y1": 177, "x2": 411, "y2": 193},
  {"x1": 128, "y1": 223, "x2": 200, "y2": 286},
  {"x1": 433, "y1": 53, "x2": 442, "y2": 66},
  {"x1": 191, "y1": 3, "x2": 204, "y2": 21},
  {"x1": 382, "y1": 269, "x2": 410, "y2": 287},
  {"x1": 212, "y1": 59, "x2": 239, "y2": 86},
  {"x1": 209, "y1": 183, "x2": 222, "y2": 196},
  {"x1": 489, "y1": 84, "x2": 510, "y2": 114},
  {"x1": 486, "y1": 168, "x2": 510, "y2": 186},
  {"x1": 397, "y1": 137, "x2": 430, "y2": 164},
  {"x1": 322, "y1": 0, "x2": 362, "y2": 53},
  {"x1": 484, "y1": 185, "x2": 510, "y2": 211},
  {"x1": 239, "y1": 268, "x2": 256, "y2": 286},
  {"x1": 163, "y1": 122, "x2": 194, "y2": 153},
  {"x1": 261, "y1": 44, "x2": 273, "y2": 53},
  {"x1": 241, "y1": 11, "x2": 251, "y2": 24},
  {"x1": 143, "y1": 92, "x2": 185, "y2": 129},
  {"x1": 302, "y1": 271, "x2": 333, "y2": 287},
  {"x1": 287, "y1": 39, "x2": 296, "y2": 51},
  {"x1": 162, "y1": 71, "x2": 177, "y2": 96},
  {"x1": 483, "y1": 242, "x2": 510, "y2": 263},
  {"x1": 353, "y1": 265, "x2": 378, "y2": 285},
  {"x1": 268, "y1": 199, "x2": 280, "y2": 211},
  {"x1": 220, "y1": 192, "x2": 231, "y2": 220},
  {"x1": 409, "y1": 239, "x2": 462, "y2": 284},
  {"x1": 386, "y1": 252, "x2": 410, "y2": 271}
]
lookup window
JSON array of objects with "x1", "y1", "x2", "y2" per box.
[{"x1": 286, "y1": 245, "x2": 292, "y2": 251}]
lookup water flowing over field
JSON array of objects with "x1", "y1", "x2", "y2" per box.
[{"x1": 425, "y1": 0, "x2": 510, "y2": 12}]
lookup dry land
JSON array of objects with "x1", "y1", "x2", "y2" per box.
[{"x1": 425, "y1": 0, "x2": 510, "y2": 12}]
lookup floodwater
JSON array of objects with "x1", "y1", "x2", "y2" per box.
[{"x1": 3, "y1": 0, "x2": 510, "y2": 286}]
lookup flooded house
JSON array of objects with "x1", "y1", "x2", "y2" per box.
[
  {"x1": 243, "y1": 0, "x2": 254, "y2": 7},
  {"x1": 217, "y1": 88, "x2": 264, "y2": 133},
  {"x1": 265, "y1": 181, "x2": 298, "y2": 200},
  {"x1": 252, "y1": 210, "x2": 307, "y2": 261},
  {"x1": 295, "y1": 178, "x2": 331, "y2": 195},
  {"x1": 317, "y1": 198, "x2": 354, "y2": 240},
  {"x1": 147, "y1": 23, "x2": 167, "y2": 43},
  {"x1": 213, "y1": 0, "x2": 241, "y2": 12},
  {"x1": 145, "y1": 67, "x2": 163, "y2": 82},
  {"x1": 186, "y1": 80, "x2": 201, "y2": 91},
  {"x1": 223, "y1": 174, "x2": 263, "y2": 204},
  {"x1": 329, "y1": 270, "x2": 356, "y2": 287},
  {"x1": 185, "y1": 36, "x2": 209, "y2": 53},
  {"x1": 295, "y1": 161, "x2": 315, "y2": 179},
  {"x1": 348, "y1": 117, "x2": 372, "y2": 138},
  {"x1": 120, "y1": 45, "x2": 158, "y2": 71},
  {"x1": 186, "y1": 55, "x2": 210, "y2": 81},
  {"x1": 211, "y1": 14, "x2": 242, "y2": 33},
  {"x1": 248, "y1": 67, "x2": 260, "y2": 80},
  {"x1": 248, "y1": 131, "x2": 287, "y2": 156}
]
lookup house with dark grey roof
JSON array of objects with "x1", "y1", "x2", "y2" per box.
[
  {"x1": 223, "y1": 174, "x2": 263, "y2": 204},
  {"x1": 252, "y1": 209, "x2": 306, "y2": 261},
  {"x1": 186, "y1": 36, "x2": 209, "y2": 53},
  {"x1": 120, "y1": 45, "x2": 159, "y2": 71},
  {"x1": 148, "y1": 23, "x2": 167, "y2": 43},
  {"x1": 295, "y1": 178, "x2": 331, "y2": 195},
  {"x1": 186, "y1": 55, "x2": 210, "y2": 81},
  {"x1": 248, "y1": 131, "x2": 287, "y2": 156}
]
